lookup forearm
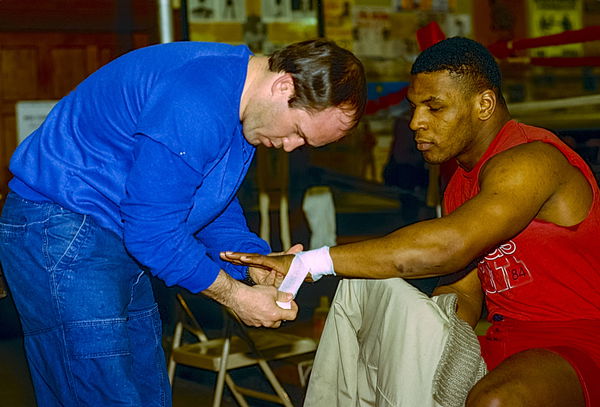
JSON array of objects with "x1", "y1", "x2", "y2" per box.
[
  {"x1": 330, "y1": 218, "x2": 475, "y2": 279},
  {"x1": 202, "y1": 269, "x2": 244, "y2": 308}
]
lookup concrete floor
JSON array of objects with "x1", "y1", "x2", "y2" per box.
[
  {"x1": 0, "y1": 277, "x2": 329, "y2": 407},
  {"x1": 0, "y1": 336, "x2": 309, "y2": 407}
]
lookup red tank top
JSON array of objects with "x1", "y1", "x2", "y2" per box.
[{"x1": 444, "y1": 120, "x2": 600, "y2": 322}]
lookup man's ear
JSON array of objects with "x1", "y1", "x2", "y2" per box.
[
  {"x1": 477, "y1": 90, "x2": 496, "y2": 121},
  {"x1": 271, "y1": 73, "x2": 295, "y2": 100}
]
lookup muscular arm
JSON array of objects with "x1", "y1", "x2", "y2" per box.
[
  {"x1": 327, "y1": 141, "x2": 582, "y2": 279},
  {"x1": 223, "y1": 142, "x2": 591, "y2": 282}
]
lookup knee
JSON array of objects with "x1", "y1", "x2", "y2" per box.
[{"x1": 466, "y1": 378, "x2": 527, "y2": 407}]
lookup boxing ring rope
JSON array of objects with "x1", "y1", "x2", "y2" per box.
[
  {"x1": 488, "y1": 26, "x2": 600, "y2": 65},
  {"x1": 508, "y1": 94, "x2": 600, "y2": 116},
  {"x1": 365, "y1": 24, "x2": 600, "y2": 115}
]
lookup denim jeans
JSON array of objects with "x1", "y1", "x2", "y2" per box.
[{"x1": 0, "y1": 193, "x2": 171, "y2": 406}]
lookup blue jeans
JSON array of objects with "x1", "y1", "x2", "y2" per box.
[{"x1": 0, "y1": 193, "x2": 171, "y2": 406}]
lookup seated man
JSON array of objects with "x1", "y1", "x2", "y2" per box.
[{"x1": 223, "y1": 37, "x2": 600, "y2": 406}]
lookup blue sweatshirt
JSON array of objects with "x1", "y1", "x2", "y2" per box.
[{"x1": 8, "y1": 42, "x2": 270, "y2": 292}]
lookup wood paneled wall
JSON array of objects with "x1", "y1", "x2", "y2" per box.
[{"x1": 0, "y1": 0, "x2": 159, "y2": 203}]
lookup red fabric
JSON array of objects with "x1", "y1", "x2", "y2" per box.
[
  {"x1": 529, "y1": 56, "x2": 600, "y2": 67},
  {"x1": 478, "y1": 319, "x2": 600, "y2": 406},
  {"x1": 365, "y1": 87, "x2": 408, "y2": 115},
  {"x1": 416, "y1": 21, "x2": 446, "y2": 52},
  {"x1": 488, "y1": 26, "x2": 600, "y2": 59},
  {"x1": 444, "y1": 120, "x2": 600, "y2": 323}
]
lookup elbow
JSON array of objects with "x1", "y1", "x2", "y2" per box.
[{"x1": 392, "y1": 239, "x2": 475, "y2": 278}]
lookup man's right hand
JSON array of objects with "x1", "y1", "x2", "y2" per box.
[
  {"x1": 232, "y1": 284, "x2": 298, "y2": 327},
  {"x1": 203, "y1": 270, "x2": 297, "y2": 328}
]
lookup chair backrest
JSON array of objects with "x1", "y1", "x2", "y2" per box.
[{"x1": 169, "y1": 291, "x2": 318, "y2": 407}]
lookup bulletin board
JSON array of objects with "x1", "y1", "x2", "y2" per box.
[
  {"x1": 185, "y1": 0, "x2": 466, "y2": 58},
  {"x1": 528, "y1": 0, "x2": 583, "y2": 57},
  {"x1": 186, "y1": 0, "x2": 318, "y2": 53}
]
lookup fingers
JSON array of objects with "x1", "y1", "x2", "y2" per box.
[
  {"x1": 221, "y1": 251, "x2": 242, "y2": 260},
  {"x1": 233, "y1": 285, "x2": 297, "y2": 328},
  {"x1": 276, "y1": 290, "x2": 293, "y2": 303},
  {"x1": 265, "y1": 269, "x2": 277, "y2": 286},
  {"x1": 285, "y1": 243, "x2": 304, "y2": 255},
  {"x1": 220, "y1": 251, "x2": 273, "y2": 269},
  {"x1": 248, "y1": 267, "x2": 275, "y2": 286},
  {"x1": 280, "y1": 300, "x2": 298, "y2": 321},
  {"x1": 274, "y1": 272, "x2": 284, "y2": 287},
  {"x1": 241, "y1": 255, "x2": 279, "y2": 269},
  {"x1": 269, "y1": 243, "x2": 303, "y2": 256}
]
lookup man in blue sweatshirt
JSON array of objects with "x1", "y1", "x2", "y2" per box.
[{"x1": 0, "y1": 39, "x2": 366, "y2": 406}]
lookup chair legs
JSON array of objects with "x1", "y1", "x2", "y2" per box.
[
  {"x1": 213, "y1": 337, "x2": 230, "y2": 407},
  {"x1": 168, "y1": 294, "x2": 310, "y2": 407},
  {"x1": 168, "y1": 322, "x2": 184, "y2": 385},
  {"x1": 257, "y1": 360, "x2": 294, "y2": 407},
  {"x1": 169, "y1": 330, "x2": 250, "y2": 407},
  {"x1": 224, "y1": 375, "x2": 250, "y2": 407}
]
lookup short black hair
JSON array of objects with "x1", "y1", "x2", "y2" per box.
[
  {"x1": 411, "y1": 37, "x2": 503, "y2": 100},
  {"x1": 268, "y1": 39, "x2": 367, "y2": 129}
]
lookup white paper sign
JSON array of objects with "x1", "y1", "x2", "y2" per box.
[{"x1": 16, "y1": 100, "x2": 58, "y2": 145}]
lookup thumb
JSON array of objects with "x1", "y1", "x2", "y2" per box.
[
  {"x1": 287, "y1": 243, "x2": 304, "y2": 254},
  {"x1": 276, "y1": 290, "x2": 293, "y2": 303}
]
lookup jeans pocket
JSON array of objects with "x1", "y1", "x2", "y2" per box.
[
  {"x1": 64, "y1": 318, "x2": 130, "y2": 359},
  {"x1": 44, "y1": 212, "x2": 90, "y2": 273},
  {"x1": 0, "y1": 217, "x2": 26, "y2": 242}
]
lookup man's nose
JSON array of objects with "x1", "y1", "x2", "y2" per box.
[
  {"x1": 282, "y1": 136, "x2": 305, "y2": 152},
  {"x1": 409, "y1": 110, "x2": 423, "y2": 132}
]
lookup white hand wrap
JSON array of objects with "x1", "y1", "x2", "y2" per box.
[
  {"x1": 297, "y1": 246, "x2": 335, "y2": 281},
  {"x1": 276, "y1": 255, "x2": 309, "y2": 309},
  {"x1": 275, "y1": 246, "x2": 335, "y2": 309}
]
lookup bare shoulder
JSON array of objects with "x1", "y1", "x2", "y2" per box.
[
  {"x1": 481, "y1": 141, "x2": 592, "y2": 226},
  {"x1": 483, "y1": 141, "x2": 571, "y2": 175}
]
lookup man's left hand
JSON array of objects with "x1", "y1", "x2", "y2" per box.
[{"x1": 221, "y1": 243, "x2": 303, "y2": 287}]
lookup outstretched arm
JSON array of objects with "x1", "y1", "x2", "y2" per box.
[{"x1": 224, "y1": 142, "x2": 584, "y2": 281}]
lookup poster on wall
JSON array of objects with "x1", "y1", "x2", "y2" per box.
[
  {"x1": 16, "y1": 101, "x2": 58, "y2": 145},
  {"x1": 445, "y1": 13, "x2": 471, "y2": 37},
  {"x1": 291, "y1": 0, "x2": 317, "y2": 19},
  {"x1": 262, "y1": 0, "x2": 293, "y2": 22},
  {"x1": 391, "y1": 0, "x2": 455, "y2": 12},
  {"x1": 324, "y1": 0, "x2": 354, "y2": 50},
  {"x1": 528, "y1": 0, "x2": 583, "y2": 57},
  {"x1": 188, "y1": 0, "x2": 246, "y2": 23},
  {"x1": 353, "y1": 7, "x2": 393, "y2": 57}
]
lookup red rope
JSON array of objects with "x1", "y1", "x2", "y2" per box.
[
  {"x1": 365, "y1": 25, "x2": 600, "y2": 115},
  {"x1": 529, "y1": 56, "x2": 600, "y2": 67},
  {"x1": 365, "y1": 87, "x2": 408, "y2": 115},
  {"x1": 489, "y1": 26, "x2": 600, "y2": 59}
]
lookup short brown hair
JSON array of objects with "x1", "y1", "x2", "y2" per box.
[{"x1": 268, "y1": 39, "x2": 367, "y2": 129}]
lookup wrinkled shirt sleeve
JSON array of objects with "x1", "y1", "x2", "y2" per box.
[
  {"x1": 120, "y1": 135, "x2": 265, "y2": 292},
  {"x1": 198, "y1": 196, "x2": 270, "y2": 279}
]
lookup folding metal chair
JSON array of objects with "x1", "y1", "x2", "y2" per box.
[{"x1": 167, "y1": 293, "x2": 317, "y2": 407}]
